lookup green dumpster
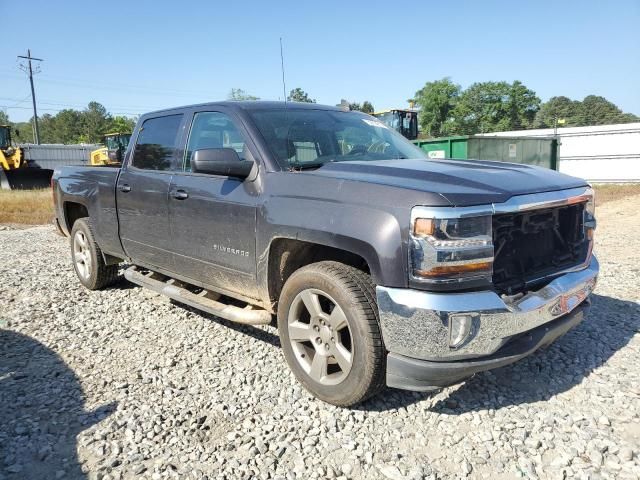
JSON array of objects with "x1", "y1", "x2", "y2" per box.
[{"x1": 413, "y1": 135, "x2": 559, "y2": 170}]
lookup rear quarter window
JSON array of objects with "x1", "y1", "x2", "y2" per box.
[{"x1": 131, "y1": 114, "x2": 183, "y2": 170}]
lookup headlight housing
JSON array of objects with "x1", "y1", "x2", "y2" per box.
[
  {"x1": 584, "y1": 188, "x2": 596, "y2": 230},
  {"x1": 409, "y1": 214, "x2": 494, "y2": 285}
]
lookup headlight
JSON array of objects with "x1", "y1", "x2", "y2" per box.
[
  {"x1": 585, "y1": 187, "x2": 596, "y2": 230},
  {"x1": 409, "y1": 214, "x2": 494, "y2": 284}
]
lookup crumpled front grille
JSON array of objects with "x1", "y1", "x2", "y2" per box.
[{"x1": 492, "y1": 203, "x2": 589, "y2": 295}]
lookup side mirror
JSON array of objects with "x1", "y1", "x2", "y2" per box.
[
  {"x1": 191, "y1": 148, "x2": 253, "y2": 178},
  {"x1": 15, "y1": 129, "x2": 20, "y2": 138}
]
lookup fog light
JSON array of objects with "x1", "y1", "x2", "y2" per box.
[{"x1": 449, "y1": 314, "x2": 474, "y2": 349}]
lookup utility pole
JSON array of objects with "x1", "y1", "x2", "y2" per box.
[{"x1": 18, "y1": 49, "x2": 43, "y2": 144}]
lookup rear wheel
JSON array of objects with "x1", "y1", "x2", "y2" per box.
[
  {"x1": 70, "y1": 218, "x2": 119, "y2": 290},
  {"x1": 278, "y1": 261, "x2": 385, "y2": 406}
]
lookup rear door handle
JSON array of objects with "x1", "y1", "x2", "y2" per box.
[
  {"x1": 172, "y1": 189, "x2": 189, "y2": 200},
  {"x1": 119, "y1": 184, "x2": 131, "y2": 193}
]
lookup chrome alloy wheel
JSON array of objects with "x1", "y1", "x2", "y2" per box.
[
  {"x1": 287, "y1": 288, "x2": 354, "y2": 385},
  {"x1": 73, "y1": 230, "x2": 92, "y2": 280}
]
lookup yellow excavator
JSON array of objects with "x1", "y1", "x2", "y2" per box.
[
  {"x1": 371, "y1": 109, "x2": 419, "y2": 140},
  {"x1": 90, "y1": 132, "x2": 131, "y2": 166},
  {"x1": 0, "y1": 125, "x2": 25, "y2": 189}
]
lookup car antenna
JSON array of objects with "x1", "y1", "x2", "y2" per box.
[{"x1": 280, "y1": 37, "x2": 287, "y2": 105}]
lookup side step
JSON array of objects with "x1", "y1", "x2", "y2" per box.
[{"x1": 124, "y1": 266, "x2": 272, "y2": 325}]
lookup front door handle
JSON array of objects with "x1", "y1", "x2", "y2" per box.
[
  {"x1": 172, "y1": 189, "x2": 189, "y2": 200},
  {"x1": 119, "y1": 184, "x2": 131, "y2": 193}
]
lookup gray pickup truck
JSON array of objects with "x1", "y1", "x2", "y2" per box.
[{"x1": 53, "y1": 101, "x2": 598, "y2": 406}]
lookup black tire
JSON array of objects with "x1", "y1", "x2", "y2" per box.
[
  {"x1": 70, "y1": 218, "x2": 119, "y2": 290},
  {"x1": 277, "y1": 261, "x2": 385, "y2": 406}
]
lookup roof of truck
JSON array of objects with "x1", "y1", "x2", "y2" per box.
[{"x1": 143, "y1": 101, "x2": 342, "y2": 117}]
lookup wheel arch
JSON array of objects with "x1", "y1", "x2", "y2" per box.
[
  {"x1": 265, "y1": 236, "x2": 380, "y2": 312},
  {"x1": 63, "y1": 201, "x2": 89, "y2": 232}
]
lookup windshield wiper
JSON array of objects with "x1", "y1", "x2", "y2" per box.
[{"x1": 288, "y1": 162, "x2": 326, "y2": 171}]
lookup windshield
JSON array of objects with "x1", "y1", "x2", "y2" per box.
[
  {"x1": 0, "y1": 127, "x2": 9, "y2": 149},
  {"x1": 249, "y1": 109, "x2": 426, "y2": 169},
  {"x1": 105, "y1": 134, "x2": 131, "y2": 150}
]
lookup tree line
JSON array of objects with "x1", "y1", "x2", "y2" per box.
[
  {"x1": 411, "y1": 78, "x2": 639, "y2": 138},
  {"x1": 1, "y1": 102, "x2": 136, "y2": 144},
  {"x1": 229, "y1": 87, "x2": 375, "y2": 113},
  {"x1": 2, "y1": 81, "x2": 637, "y2": 145}
]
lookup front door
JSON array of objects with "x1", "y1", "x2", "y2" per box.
[
  {"x1": 168, "y1": 110, "x2": 260, "y2": 300},
  {"x1": 117, "y1": 113, "x2": 184, "y2": 271}
]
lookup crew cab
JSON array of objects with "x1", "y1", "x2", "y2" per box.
[{"x1": 53, "y1": 102, "x2": 598, "y2": 406}]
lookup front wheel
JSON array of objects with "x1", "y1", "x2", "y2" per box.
[{"x1": 277, "y1": 261, "x2": 385, "y2": 406}]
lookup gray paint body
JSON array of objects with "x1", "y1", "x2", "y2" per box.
[{"x1": 52, "y1": 102, "x2": 588, "y2": 310}]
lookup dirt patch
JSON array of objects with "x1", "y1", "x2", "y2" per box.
[
  {"x1": 593, "y1": 183, "x2": 640, "y2": 205},
  {"x1": 0, "y1": 189, "x2": 54, "y2": 225}
]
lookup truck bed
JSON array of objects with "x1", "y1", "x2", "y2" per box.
[{"x1": 53, "y1": 165, "x2": 125, "y2": 258}]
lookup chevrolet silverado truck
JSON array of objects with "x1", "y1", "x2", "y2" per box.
[{"x1": 52, "y1": 101, "x2": 598, "y2": 406}]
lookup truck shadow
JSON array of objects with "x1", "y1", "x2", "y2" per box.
[
  {"x1": 362, "y1": 293, "x2": 638, "y2": 413},
  {"x1": 171, "y1": 301, "x2": 281, "y2": 348},
  {"x1": 0, "y1": 330, "x2": 116, "y2": 480}
]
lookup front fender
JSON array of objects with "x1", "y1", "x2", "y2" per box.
[{"x1": 257, "y1": 195, "x2": 408, "y2": 295}]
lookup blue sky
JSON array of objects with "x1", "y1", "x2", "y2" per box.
[{"x1": 2, "y1": 0, "x2": 639, "y2": 122}]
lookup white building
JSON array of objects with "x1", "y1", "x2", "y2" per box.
[{"x1": 479, "y1": 123, "x2": 640, "y2": 183}]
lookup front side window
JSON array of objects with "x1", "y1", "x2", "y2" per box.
[
  {"x1": 0, "y1": 127, "x2": 9, "y2": 149},
  {"x1": 131, "y1": 114, "x2": 182, "y2": 171},
  {"x1": 184, "y1": 112, "x2": 246, "y2": 171},
  {"x1": 249, "y1": 109, "x2": 425, "y2": 169}
]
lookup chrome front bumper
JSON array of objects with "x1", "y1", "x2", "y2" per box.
[{"x1": 376, "y1": 256, "x2": 599, "y2": 361}]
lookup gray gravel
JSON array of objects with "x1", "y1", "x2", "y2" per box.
[{"x1": 1, "y1": 195, "x2": 639, "y2": 480}]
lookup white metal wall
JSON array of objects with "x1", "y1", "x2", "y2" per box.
[{"x1": 479, "y1": 123, "x2": 640, "y2": 183}]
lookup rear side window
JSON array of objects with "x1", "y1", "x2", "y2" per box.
[{"x1": 131, "y1": 114, "x2": 183, "y2": 170}]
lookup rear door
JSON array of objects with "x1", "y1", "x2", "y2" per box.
[
  {"x1": 117, "y1": 113, "x2": 184, "y2": 271},
  {"x1": 167, "y1": 109, "x2": 260, "y2": 300}
]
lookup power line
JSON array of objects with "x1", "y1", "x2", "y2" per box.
[
  {"x1": 4, "y1": 104, "x2": 143, "y2": 117},
  {"x1": 0, "y1": 96, "x2": 159, "y2": 114},
  {"x1": 17, "y1": 49, "x2": 43, "y2": 144},
  {"x1": 0, "y1": 94, "x2": 31, "y2": 110}
]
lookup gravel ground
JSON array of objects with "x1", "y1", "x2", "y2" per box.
[{"x1": 1, "y1": 195, "x2": 639, "y2": 480}]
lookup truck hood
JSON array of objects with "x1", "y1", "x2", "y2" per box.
[{"x1": 307, "y1": 158, "x2": 587, "y2": 206}]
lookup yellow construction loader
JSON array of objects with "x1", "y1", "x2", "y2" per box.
[
  {"x1": 0, "y1": 125, "x2": 25, "y2": 189},
  {"x1": 371, "y1": 109, "x2": 419, "y2": 140},
  {"x1": 90, "y1": 132, "x2": 131, "y2": 166}
]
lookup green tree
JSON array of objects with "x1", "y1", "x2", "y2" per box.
[
  {"x1": 38, "y1": 114, "x2": 57, "y2": 143},
  {"x1": 534, "y1": 96, "x2": 582, "y2": 128},
  {"x1": 347, "y1": 101, "x2": 375, "y2": 113},
  {"x1": 507, "y1": 80, "x2": 540, "y2": 130},
  {"x1": 579, "y1": 95, "x2": 638, "y2": 125},
  {"x1": 0, "y1": 111, "x2": 9, "y2": 125},
  {"x1": 109, "y1": 115, "x2": 136, "y2": 133},
  {"x1": 228, "y1": 88, "x2": 260, "y2": 101},
  {"x1": 81, "y1": 102, "x2": 112, "y2": 143},
  {"x1": 452, "y1": 80, "x2": 540, "y2": 134},
  {"x1": 361, "y1": 101, "x2": 374, "y2": 114},
  {"x1": 288, "y1": 88, "x2": 315, "y2": 103},
  {"x1": 535, "y1": 95, "x2": 638, "y2": 128},
  {"x1": 413, "y1": 78, "x2": 461, "y2": 137},
  {"x1": 616, "y1": 112, "x2": 640, "y2": 123},
  {"x1": 11, "y1": 122, "x2": 33, "y2": 143}
]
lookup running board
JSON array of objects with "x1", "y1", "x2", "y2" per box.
[{"x1": 124, "y1": 266, "x2": 271, "y2": 325}]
